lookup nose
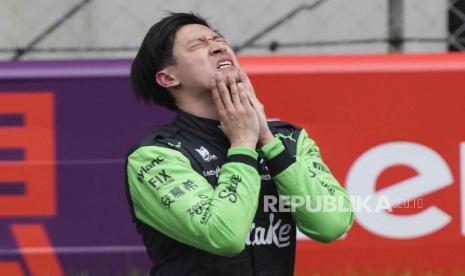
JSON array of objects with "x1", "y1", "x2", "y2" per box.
[{"x1": 209, "y1": 40, "x2": 227, "y2": 56}]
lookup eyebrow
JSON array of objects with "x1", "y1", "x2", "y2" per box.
[{"x1": 186, "y1": 34, "x2": 224, "y2": 45}]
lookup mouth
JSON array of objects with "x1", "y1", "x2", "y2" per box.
[{"x1": 216, "y1": 60, "x2": 233, "y2": 70}]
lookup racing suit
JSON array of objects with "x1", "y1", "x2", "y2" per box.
[{"x1": 125, "y1": 110, "x2": 354, "y2": 275}]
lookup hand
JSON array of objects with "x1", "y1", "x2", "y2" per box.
[
  {"x1": 210, "y1": 72, "x2": 260, "y2": 149},
  {"x1": 237, "y1": 68, "x2": 274, "y2": 147}
]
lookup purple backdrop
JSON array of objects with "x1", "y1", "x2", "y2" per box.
[{"x1": 0, "y1": 59, "x2": 175, "y2": 275}]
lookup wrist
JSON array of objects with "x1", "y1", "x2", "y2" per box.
[
  {"x1": 231, "y1": 140, "x2": 257, "y2": 150},
  {"x1": 258, "y1": 131, "x2": 274, "y2": 147},
  {"x1": 228, "y1": 146, "x2": 259, "y2": 159}
]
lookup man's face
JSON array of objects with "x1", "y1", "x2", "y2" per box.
[{"x1": 170, "y1": 24, "x2": 239, "y2": 93}]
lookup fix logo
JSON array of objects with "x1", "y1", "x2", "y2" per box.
[
  {"x1": 147, "y1": 169, "x2": 173, "y2": 190},
  {"x1": 195, "y1": 146, "x2": 217, "y2": 162},
  {"x1": 137, "y1": 156, "x2": 164, "y2": 183}
]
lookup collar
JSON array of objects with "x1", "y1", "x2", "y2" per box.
[{"x1": 174, "y1": 110, "x2": 229, "y2": 144}]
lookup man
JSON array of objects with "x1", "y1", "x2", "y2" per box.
[{"x1": 126, "y1": 12, "x2": 353, "y2": 276}]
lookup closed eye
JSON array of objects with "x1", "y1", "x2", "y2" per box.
[
  {"x1": 190, "y1": 41, "x2": 207, "y2": 48},
  {"x1": 213, "y1": 35, "x2": 227, "y2": 43},
  {"x1": 189, "y1": 35, "x2": 228, "y2": 48}
]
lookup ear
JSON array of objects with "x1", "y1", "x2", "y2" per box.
[{"x1": 155, "y1": 69, "x2": 180, "y2": 88}]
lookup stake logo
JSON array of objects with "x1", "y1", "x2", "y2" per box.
[{"x1": 246, "y1": 213, "x2": 292, "y2": 248}]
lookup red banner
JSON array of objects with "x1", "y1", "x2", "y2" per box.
[{"x1": 242, "y1": 54, "x2": 465, "y2": 274}]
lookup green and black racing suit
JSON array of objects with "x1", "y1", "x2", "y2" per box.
[{"x1": 125, "y1": 110, "x2": 354, "y2": 275}]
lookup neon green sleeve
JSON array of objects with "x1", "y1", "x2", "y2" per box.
[
  {"x1": 260, "y1": 129, "x2": 354, "y2": 243},
  {"x1": 127, "y1": 145, "x2": 261, "y2": 256}
]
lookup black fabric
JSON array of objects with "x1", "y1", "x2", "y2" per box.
[
  {"x1": 267, "y1": 150, "x2": 295, "y2": 177},
  {"x1": 126, "y1": 110, "x2": 301, "y2": 276},
  {"x1": 227, "y1": 154, "x2": 259, "y2": 170},
  {"x1": 175, "y1": 109, "x2": 229, "y2": 144}
]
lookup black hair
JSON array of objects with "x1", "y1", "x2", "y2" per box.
[{"x1": 130, "y1": 12, "x2": 211, "y2": 110}]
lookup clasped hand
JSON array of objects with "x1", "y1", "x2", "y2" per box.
[{"x1": 210, "y1": 68, "x2": 274, "y2": 149}]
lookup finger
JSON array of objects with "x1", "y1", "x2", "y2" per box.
[
  {"x1": 238, "y1": 68, "x2": 256, "y2": 96},
  {"x1": 228, "y1": 75, "x2": 241, "y2": 107},
  {"x1": 239, "y1": 68, "x2": 263, "y2": 109},
  {"x1": 241, "y1": 92, "x2": 256, "y2": 115},
  {"x1": 210, "y1": 78, "x2": 225, "y2": 111},
  {"x1": 238, "y1": 82, "x2": 256, "y2": 106},
  {"x1": 215, "y1": 73, "x2": 234, "y2": 110},
  {"x1": 237, "y1": 84, "x2": 252, "y2": 108},
  {"x1": 234, "y1": 69, "x2": 242, "y2": 84}
]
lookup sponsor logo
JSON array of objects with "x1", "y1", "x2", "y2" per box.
[
  {"x1": 246, "y1": 213, "x2": 292, "y2": 248},
  {"x1": 259, "y1": 158, "x2": 271, "y2": 180},
  {"x1": 200, "y1": 207, "x2": 211, "y2": 225},
  {"x1": 307, "y1": 166, "x2": 316, "y2": 178},
  {"x1": 137, "y1": 156, "x2": 164, "y2": 183},
  {"x1": 307, "y1": 147, "x2": 321, "y2": 158},
  {"x1": 186, "y1": 198, "x2": 209, "y2": 216},
  {"x1": 275, "y1": 131, "x2": 296, "y2": 143},
  {"x1": 219, "y1": 175, "x2": 241, "y2": 203},
  {"x1": 147, "y1": 169, "x2": 173, "y2": 190},
  {"x1": 160, "y1": 180, "x2": 199, "y2": 209},
  {"x1": 319, "y1": 180, "x2": 336, "y2": 196},
  {"x1": 161, "y1": 195, "x2": 175, "y2": 208},
  {"x1": 203, "y1": 166, "x2": 221, "y2": 178},
  {"x1": 168, "y1": 186, "x2": 185, "y2": 198},
  {"x1": 312, "y1": 161, "x2": 330, "y2": 173},
  {"x1": 168, "y1": 141, "x2": 182, "y2": 149},
  {"x1": 182, "y1": 179, "x2": 198, "y2": 191},
  {"x1": 195, "y1": 146, "x2": 217, "y2": 162},
  {"x1": 345, "y1": 141, "x2": 464, "y2": 239},
  {"x1": 186, "y1": 195, "x2": 212, "y2": 225}
]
